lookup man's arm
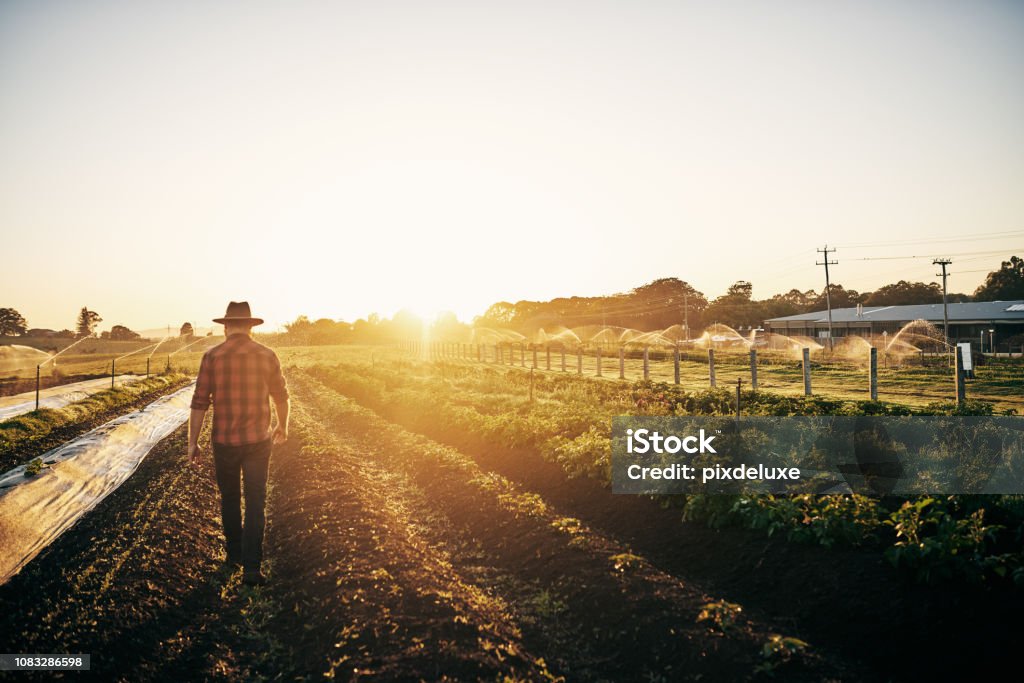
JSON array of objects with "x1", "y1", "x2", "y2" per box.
[
  {"x1": 188, "y1": 407, "x2": 207, "y2": 465},
  {"x1": 189, "y1": 353, "x2": 213, "y2": 465},
  {"x1": 272, "y1": 395, "x2": 289, "y2": 444},
  {"x1": 269, "y1": 352, "x2": 289, "y2": 444}
]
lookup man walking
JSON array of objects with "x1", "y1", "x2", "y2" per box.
[{"x1": 188, "y1": 301, "x2": 289, "y2": 586}]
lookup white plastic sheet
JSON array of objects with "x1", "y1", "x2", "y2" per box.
[
  {"x1": 0, "y1": 376, "x2": 139, "y2": 421},
  {"x1": 0, "y1": 383, "x2": 195, "y2": 584}
]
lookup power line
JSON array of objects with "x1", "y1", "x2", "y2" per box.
[
  {"x1": 838, "y1": 230, "x2": 1024, "y2": 249},
  {"x1": 848, "y1": 247, "x2": 1022, "y2": 262}
]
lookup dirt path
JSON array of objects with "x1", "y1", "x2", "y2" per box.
[{"x1": 0, "y1": 376, "x2": 551, "y2": 680}]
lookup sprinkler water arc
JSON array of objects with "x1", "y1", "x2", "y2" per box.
[{"x1": 33, "y1": 336, "x2": 93, "y2": 410}]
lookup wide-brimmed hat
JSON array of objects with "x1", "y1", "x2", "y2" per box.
[{"x1": 213, "y1": 301, "x2": 264, "y2": 326}]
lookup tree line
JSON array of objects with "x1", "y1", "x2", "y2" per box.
[
  {"x1": 476, "y1": 255, "x2": 1024, "y2": 333},
  {"x1": 0, "y1": 306, "x2": 196, "y2": 341},
  {"x1": 5, "y1": 257, "x2": 1022, "y2": 343}
]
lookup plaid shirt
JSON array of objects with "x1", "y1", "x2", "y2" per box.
[{"x1": 190, "y1": 334, "x2": 289, "y2": 446}]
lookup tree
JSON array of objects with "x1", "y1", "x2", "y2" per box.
[
  {"x1": 109, "y1": 325, "x2": 141, "y2": 341},
  {"x1": 705, "y1": 281, "x2": 760, "y2": 328},
  {"x1": 808, "y1": 284, "x2": 864, "y2": 311},
  {"x1": 475, "y1": 302, "x2": 517, "y2": 327},
  {"x1": 180, "y1": 322, "x2": 194, "y2": 338},
  {"x1": 76, "y1": 307, "x2": 102, "y2": 338},
  {"x1": 974, "y1": 256, "x2": 1024, "y2": 301},
  {"x1": 0, "y1": 307, "x2": 28, "y2": 336},
  {"x1": 864, "y1": 281, "x2": 942, "y2": 306},
  {"x1": 726, "y1": 281, "x2": 753, "y2": 300}
]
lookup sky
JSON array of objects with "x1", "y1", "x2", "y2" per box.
[{"x1": 1, "y1": 0, "x2": 1022, "y2": 332}]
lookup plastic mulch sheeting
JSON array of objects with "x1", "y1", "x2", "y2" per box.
[
  {"x1": 0, "y1": 375, "x2": 139, "y2": 421},
  {"x1": 0, "y1": 383, "x2": 195, "y2": 584}
]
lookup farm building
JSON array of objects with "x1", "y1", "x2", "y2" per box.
[{"x1": 764, "y1": 301, "x2": 1024, "y2": 350}]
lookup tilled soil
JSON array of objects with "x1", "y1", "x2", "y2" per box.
[
  {"x1": 312, "y1": 366, "x2": 1024, "y2": 682},
  {"x1": 7, "y1": 363, "x2": 992, "y2": 681}
]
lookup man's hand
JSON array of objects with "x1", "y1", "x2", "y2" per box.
[
  {"x1": 272, "y1": 425, "x2": 288, "y2": 445},
  {"x1": 188, "y1": 407, "x2": 207, "y2": 469},
  {"x1": 188, "y1": 443, "x2": 203, "y2": 467}
]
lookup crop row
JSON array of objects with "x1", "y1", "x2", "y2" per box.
[
  {"x1": 302, "y1": 358, "x2": 1024, "y2": 587},
  {"x1": 0, "y1": 373, "x2": 193, "y2": 473}
]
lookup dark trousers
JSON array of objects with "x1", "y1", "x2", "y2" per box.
[{"x1": 212, "y1": 438, "x2": 272, "y2": 570}]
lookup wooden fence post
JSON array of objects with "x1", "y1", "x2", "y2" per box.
[
  {"x1": 802, "y1": 347, "x2": 812, "y2": 396},
  {"x1": 869, "y1": 347, "x2": 878, "y2": 400},
  {"x1": 955, "y1": 345, "x2": 966, "y2": 405}
]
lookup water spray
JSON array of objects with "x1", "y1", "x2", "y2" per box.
[
  {"x1": 110, "y1": 341, "x2": 164, "y2": 387},
  {"x1": 168, "y1": 335, "x2": 211, "y2": 357},
  {"x1": 34, "y1": 336, "x2": 92, "y2": 410}
]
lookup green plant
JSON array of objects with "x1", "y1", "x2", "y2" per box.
[
  {"x1": 884, "y1": 498, "x2": 1002, "y2": 583},
  {"x1": 23, "y1": 458, "x2": 44, "y2": 477},
  {"x1": 696, "y1": 600, "x2": 743, "y2": 634},
  {"x1": 754, "y1": 634, "x2": 809, "y2": 676},
  {"x1": 610, "y1": 553, "x2": 643, "y2": 573}
]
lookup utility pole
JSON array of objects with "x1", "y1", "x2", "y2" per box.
[
  {"x1": 817, "y1": 246, "x2": 838, "y2": 350},
  {"x1": 683, "y1": 293, "x2": 689, "y2": 341},
  {"x1": 933, "y1": 258, "x2": 951, "y2": 347}
]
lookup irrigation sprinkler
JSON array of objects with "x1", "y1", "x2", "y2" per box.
[
  {"x1": 146, "y1": 357, "x2": 151, "y2": 378},
  {"x1": 708, "y1": 349, "x2": 716, "y2": 388},
  {"x1": 749, "y1": 349, "x2": 758, "y2": 390},
  {"x1": 532, "y1": 345, "x2": 538, "y2": 369},
  {"x1": 802, "y1": 348, "x2": 812, "y2": 396},
  {"x1": 619, "y1": 347, "x2": 625, "y2": 379},
  {"x1": 577, "y1": 347, "x2": 582, "y2": 374},
  {"x1": 546, "y1": 346, "x2": 551, "y2": 371},
  {"x1": 673, "y1": 345, "x2": 679, "y2": 385},
  {"x1": 111, "y1": 359, "x2": 116, "y2": 388},
  {"x1": 33, "y1": 335, "x2": 93, "y2": 409},
  {"x1": 643, "y1": 346, "x2": 649, "y2": 380}
]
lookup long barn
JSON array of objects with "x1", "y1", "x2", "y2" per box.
[{"x1": 764, "y1": 301, "x2": 1024, "y2": 351}]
